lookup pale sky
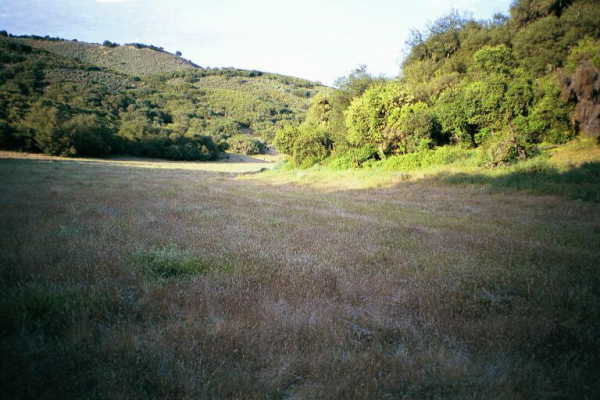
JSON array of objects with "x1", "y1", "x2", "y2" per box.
[{"x1": 0, "y1": 0, "x2": 512, "y2": 85}]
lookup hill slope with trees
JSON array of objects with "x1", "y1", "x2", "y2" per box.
[{"x1": 0, "y1": 33, "x2": 325, "y2": 159}]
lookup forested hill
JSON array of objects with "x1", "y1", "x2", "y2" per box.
[
  {"x1": 0, "y1": 32, "x2": 326, "y2": 160},
  {"x1": 273, "y1": 0, "x2": 600, "y2": 169}
]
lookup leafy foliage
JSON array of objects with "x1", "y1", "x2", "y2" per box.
[
  {"x1": 565, "y1": 37, "x2": 600, "y2": 72},
  {"x1": 512, "y1": 15, "x2": 567, "y2": 75},
  {"x1": 385, "y1": 102, "x2": 440, "y2": 154},
  {"x1": 291, "y1": 125, "x2": 332, "y2": 168},
  {"x1": 327, "y1": 145, "x2": 378, "y2": 169},
  {"x1": 516, "y1": 77, "x2": 576, "y2": 144},
  {"x1": 378, "y1": 145, "x2": 483, "y2": 171},
  {"x1": 327, "y1": 66, "x2": 386, "y2": 149},
  {"x1": 272, "y1": 0, "x2": 599, "y2": 170},
  {"x1": 273, "y1": 93, "x2": 336, "y2": 168},
  {"x1": 344, "y1": 82, "x2": 414, "y2": 151},
  {"x1": 472, "y1": 44, "x2": 515, "y2": 75},
  {"x1": 273, "y1": 124, "x2": 299, "y2": 156}
]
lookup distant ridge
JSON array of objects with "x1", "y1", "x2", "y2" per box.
[{"x1": 16, "y1": 36, "x2": 199, "y2": 76}]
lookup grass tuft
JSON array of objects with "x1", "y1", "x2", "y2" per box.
[{"x1": 134, "y1": 245, "x2": 211, "y2": 279}]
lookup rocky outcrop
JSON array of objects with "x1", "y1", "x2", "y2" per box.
[{"x1": 562, "y1": 61, "x2": 600, "y2": 139}]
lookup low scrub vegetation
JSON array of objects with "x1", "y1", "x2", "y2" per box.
[
  {"x1": 377, "y1": 145, "x2": 483, "y2": 171},
  {"x1": 225, "y1": 134, "x2": 267, "y2": 155}
]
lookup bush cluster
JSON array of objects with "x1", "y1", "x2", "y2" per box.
[
  {"x1": 274, "y1": 123, "x2": 332, "y2": 168},
  {"x1": 379, "y1": 146, "x2": 483, "y2": 171}
]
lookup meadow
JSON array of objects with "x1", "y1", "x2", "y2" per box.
[{"x1": 1, "y1": 151, "x2": 599, "y2": 399}]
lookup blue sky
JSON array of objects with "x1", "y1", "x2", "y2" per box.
[{"x1": 1, "y1": 0, "x2": 512, "y2": 85}]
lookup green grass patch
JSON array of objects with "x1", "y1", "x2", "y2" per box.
[
  {"x1": 438, "y1": 157, "x2": 600, "y2": 201},
  {"x1": 377, "y1": 146, "x2": 485, "y2": 171},
  {"x1": 0, "y1": 286, "x2": 76, "y2": 330},
  {"x1": 133, "y1": 245, "x2": 213, "y2": 279}
]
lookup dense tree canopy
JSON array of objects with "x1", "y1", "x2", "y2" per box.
[{"x1": 275, "y1": 0, "x2": 599, "y2": 168}]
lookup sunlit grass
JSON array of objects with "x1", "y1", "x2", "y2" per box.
[
  {"x1": 0, "y1": 151, "x2": 277, "y2": 173},
  {"x1": 248, "y1": 138, "x2": 600, "y2": 200},
  {"x1": 547, "y1": 137, "x2": 600, "y2": 166}
]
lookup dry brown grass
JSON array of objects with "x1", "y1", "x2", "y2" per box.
[
  {"x1": 0, "y1": 151, "x2": 278, "y2": 173},
  {"x1": 1, "y1": 153, "x2": 599, "y2": 399}
]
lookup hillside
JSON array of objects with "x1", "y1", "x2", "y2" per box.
[
  {"x1": 0, "y1": 34, "x2": 326, "y2": 159},
  {"x1": 18, "y1": 36, "x2": 199, "y2": 76}
]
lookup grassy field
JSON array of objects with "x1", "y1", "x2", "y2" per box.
[{"x1": 1, "y1": 152, "x2": 599, "y2": 399}]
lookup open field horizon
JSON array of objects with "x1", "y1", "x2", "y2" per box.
[
  {"x1": 0, "y1": 151, "x2": 280, "y2": 173},
  {"x1": 1, "y1": 154, "x2": 599, "y2": 398}
]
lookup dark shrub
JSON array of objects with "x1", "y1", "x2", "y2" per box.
[
  {"x1": 226, "y1": 135, "x2": 266, "y2": 155},
  {"x1": 160, "y1": 135, "x2": 219, "y2": 161},
  {"x1": 63, "y1": 114, "x2": 113, "y2": 157},
  {"x1": 0, "y1": 119, "x2": 14, "y2": 148},
  {"x1": 102, "y1": 40, "x2": 119, "y2": 48}
]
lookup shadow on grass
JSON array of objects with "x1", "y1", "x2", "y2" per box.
[{"x1": 431, "y1": 161, "x2": 600, "y2": 202}]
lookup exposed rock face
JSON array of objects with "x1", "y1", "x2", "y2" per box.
[{"x1": 562, "y1": 61, "x2": 600, "y2": 139}]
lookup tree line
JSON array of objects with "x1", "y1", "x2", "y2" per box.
[{"x1": 275, "y1": 0, "x2": 600, "y2": 169}]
